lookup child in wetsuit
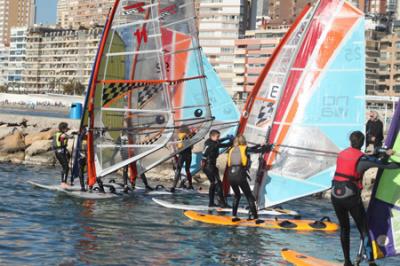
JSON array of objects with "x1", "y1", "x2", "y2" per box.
[
  {"x1": 53, "y1": 122, "x2": 72, "y2": 186},
  {"x1": 201, "y1": 130, "x2": 233, "y2": 208},
  {"x1": 227, "y1": 135, "x2": 272, "y2": 222},
  {"x1": 114, "y1": 132, "x2": 153, "y2": 192},
  {"x1": 171, "y1": 126, "x2": 194, "y2": 192}
]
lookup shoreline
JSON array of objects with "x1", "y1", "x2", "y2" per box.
[{"x1": 0, "y1": 113, "x2": 379, "y2": 201}]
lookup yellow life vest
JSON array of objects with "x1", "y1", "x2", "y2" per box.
[
  {"x1": 53, "y1": 132, "x2": 67, "y2": 149},
  {"x1": 177, "y1": 132, "x2": 187, "y2": 149},
  {"x1": 228, "y1": 145, "x2": 248, "y2": 167}
]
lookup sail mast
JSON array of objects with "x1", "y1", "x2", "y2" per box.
[{"x1": 86, "y1": 0, "x2": 121, "y2": 187}]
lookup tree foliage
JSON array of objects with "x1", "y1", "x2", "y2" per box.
[
  {"x1": 62, "y1": 80, "x2": 86, "y2": 95},
  {"x1": 0, "y1": 85, "x2": 8, "y2": 93}
]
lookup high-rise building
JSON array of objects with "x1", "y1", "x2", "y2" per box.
[
  {"x1": 268, "y1": 0, "x2": 314, "y2": 25},
  {"x1": 198, "y1": 0, "x2": 249, "y2": 94},
  {"x1": 57, "y1": 0, "x2": 114, "y2": 29},
  {"x1": 376, "y1": 32, "x2": 400, "y2": 96},
  {"x1": 367, "y1": 0, "x2": 387, "y2": 14},
  {"x1": 22, "y1": 26, "x2": 102, "y2": 92},
  {"x1": 233, "y1": 25, "x2": 289, "y2": 101},
  {"x1": 0, "y1": 43, "x2": 9, "y2": 86},
  {"x1": 7, "y1": 27, "x2": 28, "y2": 91},
  {"x1": 365, "y1": 29, "x2": 385, "y2": 95},
  {"x1": 0, "y1": 0, "x2": 36, "y2": 45},
  {"x1": 249, "y1": 0, "x2": 269, "y2": 29}
]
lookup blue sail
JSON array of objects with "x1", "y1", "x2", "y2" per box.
[{"x1": 181, "y1": 53, "x2": 240, "y2": 177}]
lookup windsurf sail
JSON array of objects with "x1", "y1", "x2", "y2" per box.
[
  {"x1": 256, "y1": 0, "x2": 365, "y2": 208},
  {"x1": 222, "y1": 3, "x2": 314, "y2": 195},
  {"x1": 79, "y1": 0, "x2": 212, "y2": 186},
  {"x1": 129, "y1": 1, "x2": 214, "y2": 176},
  {"x1": 367, "y1": 100, "x2": 400, "y2": 259},
  {"x1": 176, "y1": 52, "x2": 240, "y2": 177}
]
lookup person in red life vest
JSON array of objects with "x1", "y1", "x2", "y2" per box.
[
  {"x1": 226, "y1": 135, "x2": 272, "y2": 223},
  {"x1": 331, "y1": 131, "x2": 400, "y2": 266}
]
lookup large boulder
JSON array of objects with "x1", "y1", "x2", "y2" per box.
[
  {"x1": 25, "y1": 140, "x2": 52, "y2": 156},
  {"x1": 0, "y1": 130, "x2": 25, "y2": 153},
  {"x1": 24, "y1": 151, "x2": 56, "y2": 166},
  {"x1": 148, "y1": 161, "x2": 175, "y2": 181},
  {"x1": 25, "y1": 128, "x2": 57, "y2": 146},
  {"x1": 0, "y1": 151, "x2": 25, "y2": 164},
  {"x1": 0, "y1": 126, "x2": 15, "y2": 140},
  {"x1": 22, "y1": 125, "x2": 40, "y2": 136}
]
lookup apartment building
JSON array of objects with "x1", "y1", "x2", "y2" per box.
[
  {"x1": 367, "y1": 0, "x2": 387, "y2": 14},
  {"x1": 22, "y1": 26, "x2": 102, "y2": 92},
  {"x1": 7, "y1": 27, "x2": 28, "y2": 91},
  {"x1": 377, "y1": 31, "x2": 400, "y2": 96},
  {"x1": 366, "y1": 29, "x2": 385, "y2": 95},
  {"x1": 57, "y1": 0, "x2": 114, "y2": 29},
  {"x1": 198, "y1": 0, "x2": 249, "y2": 94},
  {"x1": 0, "y1": 0, "x2": 36, "y2": 45},
  {"x1": 268, "y1": 0, "x2": 315, "y2": 25},
  {"x1": 233, "y1": 25, "x2": 289, "y2": 100},
  {"x1": 0, "y1": 43, "x2": 9, "y2": 86}
]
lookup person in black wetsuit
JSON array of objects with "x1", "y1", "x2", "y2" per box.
[
  {"x1": 77, "y1": 139, "x2": 87, "y2": 192},
  {"x1": 171, "y1": 126, "x2": 194, "y2": 192},
  {"x1": 112, "y1": 132, "x2": 153, "y2": 193},
  {"x1": 53, "y1": 122, "x2": 72, "y2": 186},
  {"x1": 201, "y1": 130, "x2": 234, "y2": 207},
  {"x1": 366, "y1": 111, "x2": 384, "y2": 150},
  {"x1": 331, "y1": 131, "x2": 400, "y2": 266},
  {"x1": 227, "y1": 135, "x2": 272, "y2": 222}
]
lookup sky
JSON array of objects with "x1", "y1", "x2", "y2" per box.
[{"x1": 35, "y1": 0, "x2": 57, "y2": 25}]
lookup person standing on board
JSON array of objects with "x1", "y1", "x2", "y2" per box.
[
  {"x1": 113, "y1": 131, "x2": 153, "y2": 193},
  {"x1": 77, "y1": 139, "x2": 87, "y2": 192},
  {"x1": 366, "y1": 111, "x2": 384, "y2": 151},
  {"x1": 170, "y1": 126, "x2": 195, "y2": 192},
  {"x1": 201, "y1": 130, "x2": 234, "y2": 208},
  {"x1": 331, "y1": 131, "x2": 400, "y2": 266},
  {"x1": 227, "y1": 135, "x2": 272, "y2": 222},
  {"x1": 53, "y1": 122, "x2": 72, "y2": 187}
]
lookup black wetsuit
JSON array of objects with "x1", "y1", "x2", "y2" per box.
[
  {"x1": 78, "y1": 152, "x2": 86, "y2": 191},
  {"x1": 172, "y1": 147, "x2": 192, "y2": 190},
  {"x1": 331, "y1": 155, "x2": 400, "y2": 265},
  {"x1": 366, "y1": 119, "x2": 384, "y2": 148},
  {"x1": 228, "y1": 145, "x2": 271, "y2": 219},
  {"x1": 122, "y1": 165, "x2": 151, "y2": 190},
  {"x1": 202, "y1": 137, "x2": 232, "y2": 207},
  {"x1": 54, "y1": 132, "x2": 70, "y2": 183}
]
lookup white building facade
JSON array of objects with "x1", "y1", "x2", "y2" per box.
[
  {"x1": 0, "y1": 43, "x2": 9, "y2": 86},
  {"x1": 7, "y1": 27, "x2": 28, "y2": 92},
  {"x1": 198, "y1": 0, "x2": 249, "y2": 94}
]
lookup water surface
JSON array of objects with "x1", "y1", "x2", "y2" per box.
[{"x1": 0, "y1": 163, "x2": 399, "y2": 265}]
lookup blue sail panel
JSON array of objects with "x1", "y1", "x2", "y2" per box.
[{"x1": 183, "y1": 53, "x2": 240, "y2": 176}]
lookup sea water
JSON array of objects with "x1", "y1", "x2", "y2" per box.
[{"x1": 1, "y1": 163, "x2": 399, "y2": 265}]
